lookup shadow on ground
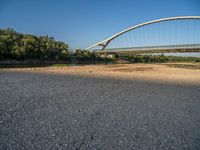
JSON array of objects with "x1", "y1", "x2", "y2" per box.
[{"x1": 0, "y1": 71, "x2": 200, "y2": 149}]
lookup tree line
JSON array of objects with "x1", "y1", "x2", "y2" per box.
[
  {"x1": 0, "y1": 28, "x2": 70, "y2": 61},
  {"x1": 0, "y1": 28, "x2": 114, "y2": 63}
]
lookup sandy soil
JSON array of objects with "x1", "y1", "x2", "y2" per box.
[{"x1": 1, "y1": 62, "x2": 200, "y2": 85}]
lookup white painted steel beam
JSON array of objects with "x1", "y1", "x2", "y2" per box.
[{"x1": 86, "y1": 16, "x2": 200, "y2": 51}]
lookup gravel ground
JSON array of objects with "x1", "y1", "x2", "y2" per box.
[{"x1": 0, "y1": 71, "x2": 200, "y2": 149}]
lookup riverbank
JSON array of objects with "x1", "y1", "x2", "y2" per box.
[{"x1": 1, "y1": 62, "x2": 200, "y2": 85}]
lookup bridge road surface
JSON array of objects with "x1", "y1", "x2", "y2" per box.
[{"x1": 0, "y1": 71, "x2": 200, "y2": 149}]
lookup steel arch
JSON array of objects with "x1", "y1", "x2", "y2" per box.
[{"x1": 86, "y1": 16, "x2": 200, "y2": 51}]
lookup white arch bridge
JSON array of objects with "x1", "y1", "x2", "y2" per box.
[{"x1": 86, "y1": 16, "x2": 200, "y2": 54}]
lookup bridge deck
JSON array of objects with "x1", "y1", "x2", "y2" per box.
[{"x1": 95, "y1": 44, "x2": 200, "y2": 54}]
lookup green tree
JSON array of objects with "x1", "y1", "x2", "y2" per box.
[
  {"x1": 22, "y1": 35, "x2": 41, "y2": 59},
  {"x1": 0, "y1": 28, "x2": 69, "y2": 61}
]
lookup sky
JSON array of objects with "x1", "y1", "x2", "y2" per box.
[{"x1": 0, "y1": 0, "x2": 200, "y2": 49}]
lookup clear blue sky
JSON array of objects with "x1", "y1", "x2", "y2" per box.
[{"x1": 0, "y1": 0, "x2": 199, "y2": 49}]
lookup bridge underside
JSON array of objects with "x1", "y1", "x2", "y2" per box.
[{"x1": 95, "y1": 44, "x2": 200, "y2": 54}]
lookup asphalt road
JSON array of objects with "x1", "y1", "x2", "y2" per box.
[{"x1": 0, "y1": 71, "x2": 200, "y2": 149}]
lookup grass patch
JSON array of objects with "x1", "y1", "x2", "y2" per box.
[
  {"x1": 121, "y1": 54, "x2": 200, "y2": 63},
  {"x1": 52, "y1": 64, "x2": 71, "y2": 67},
  {"x1": 167, "y1": 63, "x2": 200, "y2": 70}
]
